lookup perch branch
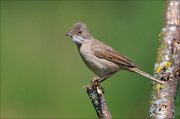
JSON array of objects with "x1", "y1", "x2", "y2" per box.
[
  {"x1": 150, "y1": 0, "x2": 180, "y2": 119},
  {"x1": 86, "y1": 80, "x2": 112, "y2": 119}
]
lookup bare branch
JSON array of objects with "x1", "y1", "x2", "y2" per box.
[
  {"x1": 86, "y1": 80, "x2": 112, "y2": 119},
  {"x1": 150, "y1": 0, "x2": 180, "y2": 119}
]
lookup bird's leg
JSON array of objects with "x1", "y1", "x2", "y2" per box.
[
  {"x1": 91, "y1": 76, "x2": 100, "y2": 84},
  {"x1": 90, "y1": 76, "x2": 104, "y2": 94},
  {"x1": 91, "y1": 74, "x2": 112, "y2": 84},
  {"x1": 99, "y1": 74, "x2": 113, "y2": 83},
  {"x1": 91, "y1": 74, "x2": 113, "y2": 83},
  {"x1": 83, "y1": 77, "x2": 100, "y2": 89}
]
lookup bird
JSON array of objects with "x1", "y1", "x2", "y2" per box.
[{"x1": 66, "y1": 22, "x2": 165, "y2": 84}]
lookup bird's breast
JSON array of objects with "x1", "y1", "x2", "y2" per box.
[{"x1": 79, "y1": 43, "x2": 119, "y2": 77}]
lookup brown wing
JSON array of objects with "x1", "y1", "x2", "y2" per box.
[{"x1": 91, "y1": 39, "x2": 138, "y2": 68}]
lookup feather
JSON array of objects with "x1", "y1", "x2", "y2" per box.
[{"x1": 91, "y1": 39, "x2": 139, "y2": 68}]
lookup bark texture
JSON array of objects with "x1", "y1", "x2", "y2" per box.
[
  {"x1": 86, "y1": 80, "x2": 112, "y2": 119},
  {"x1": 150, "y1": 0, "x2": 180, "y2": 119}
]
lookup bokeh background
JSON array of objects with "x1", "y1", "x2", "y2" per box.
[{"x1": 1, "y1": 0, "x2": 179, "y2": 119}]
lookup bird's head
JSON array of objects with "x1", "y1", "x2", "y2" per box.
[{"x1": 66, "y1": 22, "x2": 92, "y2": 45}]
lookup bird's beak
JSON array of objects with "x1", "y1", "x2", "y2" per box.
[{"x1": 65, "y1": 32, "x2": 72, "y2": 36}]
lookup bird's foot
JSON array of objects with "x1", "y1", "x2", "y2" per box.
[
  {"x1": 90, "y1": 76, "x2": 105, "y2": 94},
  {"x1": 83, "y1": 76, "x2": 99, "y2": 89},
  {"x1": 91, "y1": 76, "x2": 100, "y2": 84}
]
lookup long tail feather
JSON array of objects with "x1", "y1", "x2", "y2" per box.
[{"x1": 129, "y1": 68, "x2": 165, "y2": 84}]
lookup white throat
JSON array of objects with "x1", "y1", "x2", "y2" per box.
[{"x1": 72, "y1": 35, "x2": 85, "y2": 45}]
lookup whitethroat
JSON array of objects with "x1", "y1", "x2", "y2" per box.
[{"x1": 66, "y1": 22, "x2": 165, "y2": 84}]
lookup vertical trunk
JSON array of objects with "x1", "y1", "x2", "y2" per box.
[{"x1": 150, "y1": 0, "x2": 180, "y2": 119}]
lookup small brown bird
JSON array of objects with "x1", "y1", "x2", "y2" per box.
[{"x1": 66, "y1": 22, "x2": 164, "y2": 84}]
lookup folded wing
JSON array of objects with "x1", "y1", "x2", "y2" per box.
[{"x1": 91, "y1": 39, "x2": 139, "y2": 68}]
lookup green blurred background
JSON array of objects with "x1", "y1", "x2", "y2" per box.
[{"x1": 0, "y1": 0, "x2": 170, "y2": 118}]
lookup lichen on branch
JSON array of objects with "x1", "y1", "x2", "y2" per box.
[
  {"x1": 150, "y1": 0, "x2": 180, "y2": 119},
  {"x1": 86, "y1": 80, "x2": 112, "y2": 119}
]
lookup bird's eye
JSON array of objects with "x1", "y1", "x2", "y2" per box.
[{"x1": 79, "y1": 31, "x2": 82, "y2": 34}]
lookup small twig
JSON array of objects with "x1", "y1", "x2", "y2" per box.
[
  {"x1": 150, "y1": 0, "x2": 180, "y2": 119},
  {"x1": 86, "y1": 80, "x2": 112, "y2": 119}
]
